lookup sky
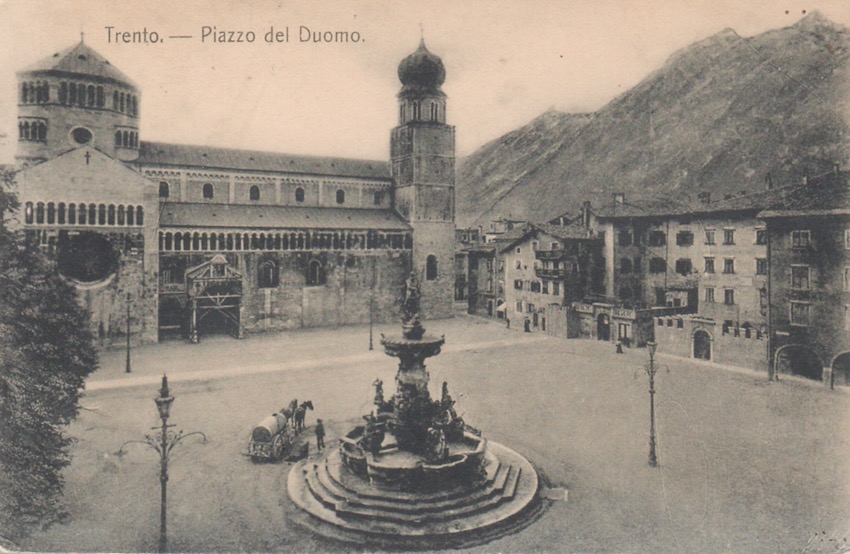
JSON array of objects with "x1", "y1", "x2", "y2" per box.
[{"x1": 1, "y1": 0, "x2": 849, "y2": 164}]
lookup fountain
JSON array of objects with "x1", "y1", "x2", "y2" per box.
[{"x1": 287, "y1": 273, "x2": 539, "y2": 546}]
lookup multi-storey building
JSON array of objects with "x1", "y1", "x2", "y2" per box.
[
  {"x1": 498, "y1": 222, "x2": 603, "y2": 337},
  {"x1": 13, "y1": 38, "x2": 456, "y2": 346},
  {"x1": 575, "y1": 188, "x2": 800, "y2": 366},
  {"x1": 760, "y1": 169, "x2": 850, "y2": 384}
]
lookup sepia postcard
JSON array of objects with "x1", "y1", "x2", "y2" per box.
[{"x1": 1, "y1": 1, "x2": 849, "y2": 552}]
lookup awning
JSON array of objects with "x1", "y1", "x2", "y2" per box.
[{"x1": 495, "y1": 303, "x2": 507, "y2": 312}]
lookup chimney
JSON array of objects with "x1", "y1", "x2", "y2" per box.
[
  {"x1": 582, "y1": 200, "x2": 592, "y2": 229},
  {"x1": 612, "y1": 193, "x2": 625, "y2": 205}
]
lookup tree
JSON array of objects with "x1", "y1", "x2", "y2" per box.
[{"x1": 0, "y1": 169, "x2": 98, "y2": 540}]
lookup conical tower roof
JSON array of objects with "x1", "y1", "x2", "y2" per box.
[{"x1": 18, "y1": 40, "x2": 137, "y2": 87}]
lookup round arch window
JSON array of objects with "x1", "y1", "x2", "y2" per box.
[
  {"x1": 71, "y1": 127, "x2": 93, "y2": 145},
  {"x1": 58, "y1": 232, "x2": 118, "y2": 284}
]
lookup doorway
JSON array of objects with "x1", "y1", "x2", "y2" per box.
[
  {"x1": 693, "y1": 329, "x2": 711, "y2": 360},
  {"x1": 597, "y1": 313, "x2": 610, "y2": 341}
]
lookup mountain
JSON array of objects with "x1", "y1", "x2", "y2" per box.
[{"x1": 456, "y1": 12, "x2": 850, "y2": 228}]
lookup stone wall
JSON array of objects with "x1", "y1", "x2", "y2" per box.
[
  {"x1": 654, "y1": 316, "x2": 768, "y2": 372},
  {"x1": 159, "y1": 250, "x2": 410, "y2": 339}
]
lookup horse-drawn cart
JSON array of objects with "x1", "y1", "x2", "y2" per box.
[{"x1": 249, "y1": 413, "x2": 295, "y2": 462}]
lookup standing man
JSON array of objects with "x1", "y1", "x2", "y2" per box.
[{"x1": 315, "y1": 419, "x2": 325, "y2": 451}]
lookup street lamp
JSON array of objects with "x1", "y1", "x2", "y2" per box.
[
  {"x1": 644, "y1": 341, "x2": 659, "y2": 467},
  {"x1": 125, "y1": 293, "x2": 132, "y2": 373},
  {"x1": 118, "y1": 375, "x2": 206, "y2": 553},
  {"x1": 369, "y1": 257, "x2": 375, "y2": 351}
]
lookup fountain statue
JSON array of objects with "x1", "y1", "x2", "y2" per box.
[{"x1": 287, "y1": 272, "x2": 539, "y2": 546}]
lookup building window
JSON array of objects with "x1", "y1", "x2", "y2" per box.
[
  {"x1": 649, "y1": 257, "x2": 666, "y2": 274},
  {"x1": 374, "y1": 191, "x2": 384, "y2": 205},
  {"x1": 515, "y1": 301, "x2": 523, "y2": 313},
  {"x1": 426, "y1": 255, "x2": 438, "y2": 281},
  {"x1": 675, "y1": 259, "x2": 692, "y2": 275},
  {"x1": 514, "y1": 279, "x2": 523, "y2": 290},
  {"x1": 516, "y1": 247, "x2": 521, "y2": 254},
  {"x1": 531, "y1": 241, "x2": 538, "y2": 251},
  {"x1": 723, "y1": 229, "x2": 735, "y2": 245},
  {"x1": 755, "y1": 229, "x2": 766, "y2": 245},
  {"x1": 159, "y1": 181, "x2": 170, "y2": 198},
  {"x1": 790, "y1": 302, "x2": 811, "y2": 326},
  {"x1": 756, "y1": 258, "x2": 767, "y2": 276},
  {"x1": 530, "y1": 281, "x2": 541, "y2": 293},
  {"x1": 724, "y1": 289, "x2": 735, "y2": 305},
  {"x1": 620, "y1": 258, "x2": 633, "y2": 274},
  {"x1": 618, "y1": 230, "x2": 632, "y2": 246},
  {"x1": 648, "y1": 231, "x2": 666, "y2": 246},
  {"x1": 542, "y1": 281, "x2": 549, "y2": 294},
  {"x1": 527, "y1": 303, "x2": 535, "y2": 313},
  {"x1": 705, "y1": 287, "x2": 715, "y2": 303},
  {"x1": 551, "y1": 242, "x2": 559, "y2": 249},
  {"x1": 286, "y1": 187, "x2": 302, "y2": 204},
  {"x1": 552, "y1": 282, "x2": 560, "y2": 296},
  {"x1": 336, "y1": 189, "x2": 345, "y2": 204},
  {"x1": 676, "y1": 231, "x2": 694, "y2": 246},
  {"x1": 791, "y1": 265, "x2": 810, "y2": 290},
  {"x1": 514, "y1": 259, "x2": 521, "y2": 270},
  {"x1": 306, "y1": 259, "x2": 326, "y2": 286},
  {"x1": 249, "y1": 185, "x2": 260, "y2": 201},
  {"x1": 791, "y1": 230, "x2": 811, "y2": 248},
  {"x1": 705, "y1": 229, "x2": 716, "y2": 245},
  {"x1": 203, "y1": 183, "x2": 214, "y2": 199},
  {"x1": 704, "y1": 257, "x2": 715, "y2": 274},
  {"x1": 258, "y1": 259, "x2": 279, "y2": 288},
  {"x1": 723, "y1": 258, "x2": 735, "y2": 274}
]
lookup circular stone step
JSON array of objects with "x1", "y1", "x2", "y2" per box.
[{"x1": 287, "y1": 441, "x2": 539, "y2": 544}]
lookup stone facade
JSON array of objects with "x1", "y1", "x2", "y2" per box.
[{"x1": 12, "y1": 39, "x2": 456, "y2": 346}]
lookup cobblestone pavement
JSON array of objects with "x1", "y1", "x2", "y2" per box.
[{"x1": 23, "y1": 316, "x2": 850, "y2": 553}]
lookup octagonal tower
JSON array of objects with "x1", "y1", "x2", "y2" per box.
[{"x1": 16, "y1": 39, "x2": 141, "y2": 166}]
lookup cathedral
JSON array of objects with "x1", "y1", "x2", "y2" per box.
[{"x1": 13, "y1": 38, "x2": 456, "y2": 346}]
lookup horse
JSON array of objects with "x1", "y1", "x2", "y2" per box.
[
  {"x1": 293, "y1": 400, "x2": 313, "y2": 432},
  {"x1": 279, "y1": 399, "x2": 298, "y2": 428}
]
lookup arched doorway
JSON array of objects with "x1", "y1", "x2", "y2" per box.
[
  {"x1": 775, "y1": 345, "x2": 823, "y2": 381},
  {"x1": 831, "y1": 352, "x2": 850, "y2": 387},
  {"x1": 693, "y1": 329, "x2": 711, "y2": 360},
  {"x1": 597, "y1": 313, "x2": 610, "y2": 341}
]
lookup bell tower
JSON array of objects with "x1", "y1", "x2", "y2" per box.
[{"x1": 391, "y1": 39, "x2": 456, "y2": 319}]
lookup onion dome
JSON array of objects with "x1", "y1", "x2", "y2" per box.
[{"x1": 398, "y1": 39, "x2": 446, "y2": 97}]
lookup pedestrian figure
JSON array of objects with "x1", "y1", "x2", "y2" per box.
[
  {"x1": 615, "y1": 339, "x2": 624, "y2": 354},
  {"x1": 315, "y1": 418, "x2": 325, "y2": 450}
]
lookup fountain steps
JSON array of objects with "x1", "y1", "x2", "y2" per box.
[
  {"x1": 323, "y1": 449, "x2": 505, "y2": 505},
  {"x1": 306, "y1": 455, "x2": 517, "y2": 518},
  {"x1": 287, "y1": 441, "x2": 539, "y2": 541}
]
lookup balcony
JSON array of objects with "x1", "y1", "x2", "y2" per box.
[
  {"x1": 535, "y1": 268, "x2": 564, "y2": 280},
  {"x1": 535, "y1": 250, "x2": 568, "y2": 262}
]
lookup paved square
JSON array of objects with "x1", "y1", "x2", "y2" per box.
[{"x1": 22, "y1": 317, "x2": 850, "y2": 553}]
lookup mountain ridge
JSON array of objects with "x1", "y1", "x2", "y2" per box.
[{"x1": 456, "y1": 12, "x2": 850, "y2": 228}]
